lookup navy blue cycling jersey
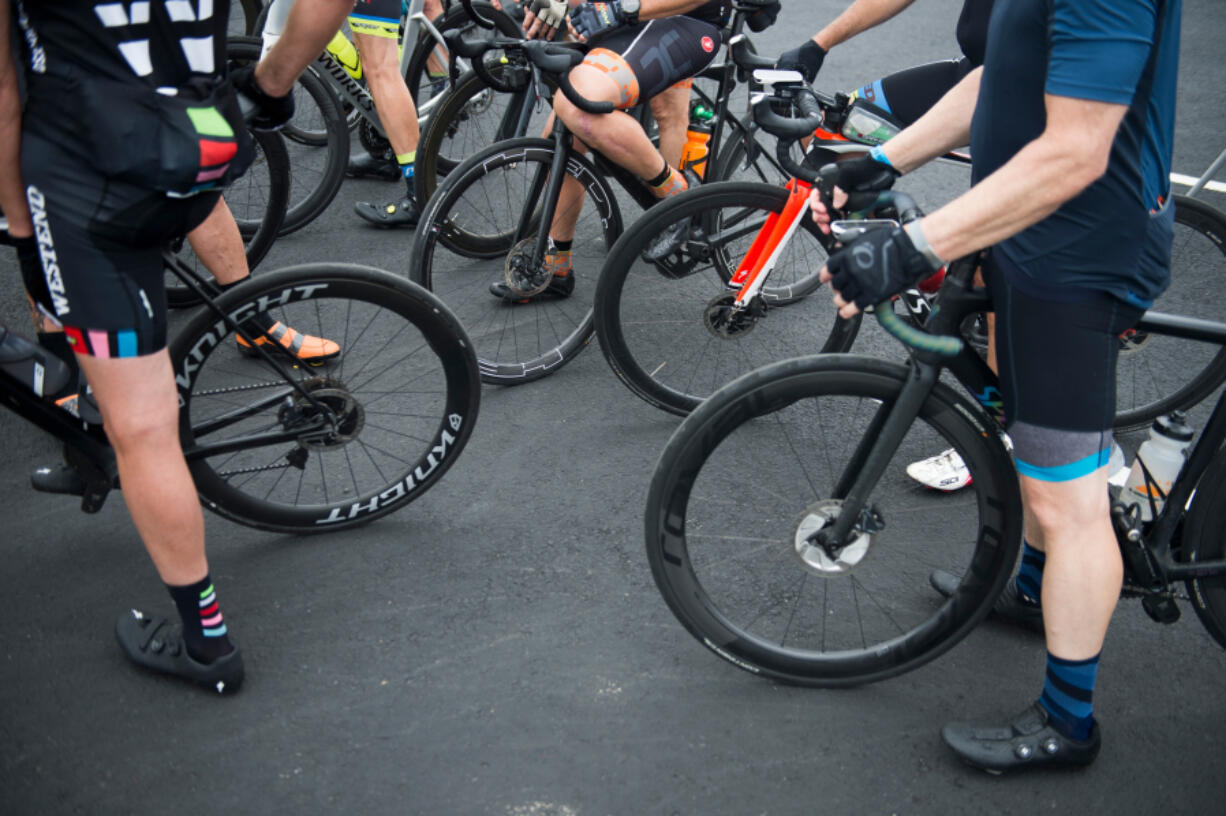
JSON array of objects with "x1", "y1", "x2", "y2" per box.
[{"x1": 971, "y1": 0, "x2": 1181, "y2": 308}]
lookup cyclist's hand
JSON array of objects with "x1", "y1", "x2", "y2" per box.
[
  {"x1": 808, "y1": 152, "x2": 900, "y2": 234},
  {"x1": 568, "y1": 1, "x2": 634, "y2": 43},
  {"x1": 232, "y1": 65, "x2": 295, "y2": 131},
  {"x1": 526, "y1": 0, "x2": 567, "y2": 40},
  {"x1": 819, "y1": 225, "x2": 937, "y2": 318},
  {"x1": 747, "y1": 1, "x2": 782, "y2": 33},
  {"x1": 776, "y1": 39, "x2": 825, "y2": 83}
]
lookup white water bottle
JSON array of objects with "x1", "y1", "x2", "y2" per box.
[{"x1": 1123, "y1": 411, "x2": 1194, "y2": 520}]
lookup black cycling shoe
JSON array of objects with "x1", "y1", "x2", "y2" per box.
[
  {"x1": 346, "y1": 152, "x2": 401, "y2": 181},
  {"x1": 929, "y1": 570, "x2": 1045, "y2": 633},
  {"x1": 942, "y1": 702, "x2": 1101, "y2": 774},
  {"x1": 31, "y1": 462, "x2": 86, "y2": 496},
  {"x1": 114, "y1": 609, "x2": 244, "y2": 695},
  {"x1": 640, "y1": 169, "x2": 703, "y2": 271},
  {"x1": 354, "y1": 196, "x2": 421, "y2": 228},
  {"x1": 488, "y1": 273, "x2": 575, "y2": 303}
]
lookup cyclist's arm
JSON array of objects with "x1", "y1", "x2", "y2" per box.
[
  {"x1": 873, "y1": 65, "x2": 981, "y2": 173},
  {"x1": 254, "y1": 0, "x2": 356, "y2": 97},
  {"x1": 0, "y1": 0, "x2": 31, "y2": 238},
  {"x1": 810, "y1": 0, "x2": 917, "y2": 51},
  {"x1": 919, "y1": 93, "x2": 1127, "y2": 262}
]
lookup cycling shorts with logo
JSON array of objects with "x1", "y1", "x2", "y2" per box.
[
  {"x1": 20, "y1": 128, "x2": 220, "y2": 358},
  {"x1": 985, "y1": 251, "x2": 1144, "y2": 483},
  {"x1": 350, "y1": 0, "x2": 401, "y2": 38},
  {"x1": 582, "y1": 16, "x2": 721, "y2": 108}
]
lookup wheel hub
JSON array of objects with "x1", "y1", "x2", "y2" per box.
[
  {"x1": 703, "y1": 292, "x2": 759, "y2": 339},
  {"x1": 283, "y1": 377, "x2": 365, "y2": 451},
  {"x1": 503, "y1": 237, "x2": 552, "y2": 298},
  {"x1": 791, "y1": 499, "x2": 873, "y2": 576}
]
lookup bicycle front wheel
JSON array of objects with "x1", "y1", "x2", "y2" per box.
[
  {"x1": 1183, "y1": 445, "x2": 1226, "y2": 650},
  {"x1": 170, "y1": 264, "x2": 480, "y2": 533},
  {"x1": 646, "y1": 354, "x2": 1022, "y2": 686},
  {"x1": 595, "y1": 182, "x2": 858, "y2": 416},
  {"x1": 410, "y1": 138, "x2": 621, "y2": 385},
  {"x1": 1114, "y1": 195, "x2": 1226, "y2": 431}
]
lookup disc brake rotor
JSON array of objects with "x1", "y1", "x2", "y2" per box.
[
  {"x1": 703, "y1": 292, "x2": 759, "y2": 339},
  {"x1": 791, "y1": 499, "x2": 873, "y2": 576},
  {"x1": 503, "y1": 237, "x2": 552, "y2": 298}
]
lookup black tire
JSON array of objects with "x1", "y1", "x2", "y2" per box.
[
  {"x1": 230, "y1": 0, "x2": 263, "y2": 35},
  {"x1": 1114, "y1": 195, "x2": 1226, "y2": 431},
  {"x1": 1183, "y1": 445, "x2": 1226, "y2": 649},
  {"x1": 645, "y1": 354, "x2": 1023, "y2": 686},
  {"x1": 414, "y1": 66, "x2": 543, "y2": 211},
  {"x1": 226, "y1": 38, "x2": 349, "y2": 237},
  {"x1": 594, "y1": 182, "x2": 859, "y2": 416},
  {"x1": 402, "y1": 1, "x2": 523, "y2": 134},
  {"x1": 410, "y1": 138, "x2": 622, "y2": 384},
  {"x1": 170, "y1": 263, "x2": 480, "y2": 533},
  {"x1": 164, "y1": 127, "x2": 290, "y2": 309}
]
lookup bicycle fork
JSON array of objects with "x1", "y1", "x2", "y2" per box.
[{"x1": 726, "y1": 177, "x2": 812, "y2": 307}]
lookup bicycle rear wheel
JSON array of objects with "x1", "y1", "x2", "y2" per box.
[
  {"x1": 595, "y1": 182, "x2": 858, "y2": 416},
  {"x1": 1183, "y1": 445, "x2": 1226, "y2": 650},
  {"x1": 410, "y1": 138, "x2": 621, "y2": 384},
  {"x1": 1114, "y1": 195, "x2": 1226, "y2": 431},
  {"x1": 170, "y1": 264, "x2": 480, "y2": 533},
  {"x1": 646, "y1": 354, "x2": 1022, "y2": 686},
  {"x1": 164, "y1": 127, "x2": 290, "y2": 308}
]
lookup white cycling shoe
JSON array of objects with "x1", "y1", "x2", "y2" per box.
[{"x1": 906, "y1": 447, "x2": 972, "y2": 491}]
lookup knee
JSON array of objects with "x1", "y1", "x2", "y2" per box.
[
  {"x1": 101, "y1": 394, "x2": 181, "y2": 458},
  {"x1": 1020, "y1": 478, "x2": 1110, "y2": 543},
  {"x1": 361, "y1": 49, "x2": 401, "y2": 88}
]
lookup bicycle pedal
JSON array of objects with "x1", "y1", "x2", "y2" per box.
[{"x1": 1141, "y1": 594, "x2": 1181, "y2": 624}]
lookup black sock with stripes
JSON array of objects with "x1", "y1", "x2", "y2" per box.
[{"x1": 167, "y1": 574, "x2": 235, "y2": 664}]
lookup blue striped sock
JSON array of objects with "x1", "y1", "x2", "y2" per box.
[
  {"x1": 1039, "y1": 651, "x2": 1099, "y2": 741},
  {"x1": 1015, "y1": 540, "x2": 1045, "y2": 605}
]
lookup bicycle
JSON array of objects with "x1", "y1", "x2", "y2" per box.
[
  {"x1": 642, "y1": 177, "x2": 1226, "y2": 688},
  {"x1": 594, "y1": 68, "x2": 1226, "y2": 434},
  {"x1": 0, "y1": 233, "x2": 481, "y2": 533},
  {"x1": 409, "y1": 0, "x2": 797, "y2": 385},
  {"x1": 249, "y1": 0, "x2": 523, "y2": 235}
]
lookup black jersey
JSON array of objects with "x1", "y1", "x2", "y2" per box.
[
  {"x1": 685, "y1": 0, "x2": 732, "y2": 26},
  {"x1": 15, "y1": 0, "x2": 231, "y2": 88}
]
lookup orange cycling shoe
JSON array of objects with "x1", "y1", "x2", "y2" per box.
[{"x1": 236, "y1": 321, "x2": 340, "y2": 365}]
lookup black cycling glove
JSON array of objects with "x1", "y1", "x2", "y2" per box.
[
  {"x1": 831, "y1": 152, "x2": 901, "y2": 195},
  {"x1": 826, "y1": 226, "x2": 937, "y2": 311},
  {"x1": 231, "y1": 65, "x2": 295, "y2": 131},
  {"x1": 747, "y1": 1, "x2": 782, "y2": 33},
  {"x1": 777, "y1": 40, "x2": 826, "y2": 83},
  {"x1": 570, "y1": 1, "x2": 636, "y2": 41}
]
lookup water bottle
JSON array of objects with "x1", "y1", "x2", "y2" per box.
[
  {"x1": 325, "y1": 32, "x2": 363, "y2": 81},
  {"x1": 0, "y1": 326, "x2": 72, "y2": 399},
  {"x1": 680, "y1": 103, "x2": 714, "y2": 180},
  {"x1": 1123, "y1": 411, "x2": 1194, "y2": 520}
]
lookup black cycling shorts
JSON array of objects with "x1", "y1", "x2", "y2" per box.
[
  {"x1": 852, "y1": 57, "x2": 975, "y2": 128},
  {"x1": 20, "y1": 128, "x2": 219, "y2": 358},
  {"x1": 583, "y1": 16, "x2": 721, "y2": 108},
  {"x1": 986, "y1": 251, "x2": 1145, "y2": 482}
]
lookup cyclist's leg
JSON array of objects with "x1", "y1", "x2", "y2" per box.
[
  {"x1": 352, "y1": 0, "x2": 422, "y2": 225},
  {"x1": 852, "y1": 57, "x2": 973, "y2": 128},
  {"x1": 650, "y1": 80, "x2": 691, "y2": 171}
]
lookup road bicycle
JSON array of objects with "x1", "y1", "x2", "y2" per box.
[
  {"x1": 0, "y1": 235, "x2": 481, "y2": 533},
  {"x1": 594, "y1": 65, "x2": 1226, "y2": 434},
  {"x1": 643, "y1": 171, "x2": 1226, "y2": 688},
  {"x1": 409, "y1": 0, "x2": 798, "y2": 385},
  {"x1": 248, "y1": 0, "x2": 522, "y2": 235}
]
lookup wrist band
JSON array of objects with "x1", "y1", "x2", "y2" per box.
[
  {"x1": 903, "y1": 220, "x2": 945, "y2": 271},
  {"x1": 869, "y1": 144, "x2": 894, "y2": 168}
]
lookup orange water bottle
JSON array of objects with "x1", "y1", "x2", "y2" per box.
[{"x1": 680, "y1": 103, "x2": 714, "y2": 179}]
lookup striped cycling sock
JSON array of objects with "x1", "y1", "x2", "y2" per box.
[
  {"x1": 646, "y1": 161, "x2": 688, "y2": 199},
  {"x1": 1015, "y1": 540, "x2": 1045, "y2": 604},
  {"x1": 545, "y1": 238, "x2": 572, "y2": 277},
  {"x1": 168, "y1": 575, "x2": 235, "y2": 664},
  {"x1": 397, "y1": 150, "x2": 416, "y2": 181},
  {"x1": 1039, "y1": 651, "x2": 1099, "y2": 741}
]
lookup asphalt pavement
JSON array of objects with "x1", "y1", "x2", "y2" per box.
[{"x1": 3, "y1": 2, "x2": 1226, "y2": 814}]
